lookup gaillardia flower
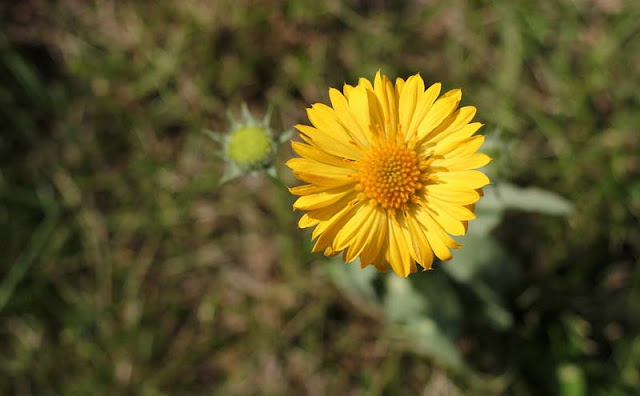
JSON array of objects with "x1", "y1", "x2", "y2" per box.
[{"x1": 286, "y1": 72, "x2": 491, "y2": 277}]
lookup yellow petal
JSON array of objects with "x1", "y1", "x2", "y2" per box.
[
  {"x1": 329, "y1": 88, "x2": 370, "y2": 146},
  {"x1": 397, "y1": 214, "x2": 418, "y2": 273},
  {"x1": 359, "y1": 207, "x2": 387, "y2": 268},
  {"x1": 303, "y1": 194, "x2": 357, "y2": 233},
  {"x1": 295, "y1": 124, "x2": 362, "y2": 160},
  {"x1": 386, "y1": 216, "x2": 412, "y2": 277},
  {"x1": 333, "y1": 203, "x2": 374, "y2": 251},
  {"x1": 416, "y1": 89, "x2": 461, "y2": 141},
  {"x1": 405, "y1": 213, "x2": 435, "y2": 270},
  {"x1": 424, "y1": 203, "x2": 466, "y2": 236},
  {"x1": 422, "y1": 105, "x2": 476, "y2": 143},
  {"x1": 433, "y1": 153, "x2": 492, "y2": 171},
  {"x1": 357, "y1": 77, "x2": 374, "y2": 91},
  {"x1": 293, "y1": 172, "x2": 354, "y2": 188},
  {"x1": 298, "y1": 213, "x2": 320, "y2": 228},
  {"x1": 293, "y1": 186, "x2": 354, "y2": 210},
  {"x1": 441, "y1": 135, "x2": 486, "y2": 160},
  {"x1": 338, "y1": 205, "x2": 377, "y2": 262},
  {"x1": 398, "y1": 74, "x2": 425, "y2": 140},
  {"x1": 289, "y1": 184, "x2": 337, "y2": 196},
  {"x1": 365, "y1": 88, "x2": 385, "y2": 134},
  {"x1": 414, "y1": 207, "x2": 460, "y2": 261},
  {"x1": 308, "y1": 103, "x2": 367, "y2": 148},
  {"x1": 406, "y1": 82, "x2": 441, "y2": 140},
  {"x1": 286, "y1": 157, "x2": 355, "y2": 175},
  {"x1": 431, "y1": 170, "x2": 491, "y2": 189},
  {"x1": 426, "y1": 196, "x2": 477, "y2": 221},
  {"x1": 423, "y1": 185, "x2": 481, "y2": 205},
  {"x1": 312, "y1": 202, "x2": 360, "y2": 253},
  {"x1": 324, "y1": 247, "x2": 340, "y2": 257},
  {"x1": 432, "y1": 123, "x2": 483, "y2": 156},
  {"x1": 347, "y1": 85, "x2": 375, "y2": 144},
  {"x1": 374, "y1": 71, "x2": 399, "y2": 138},
  {"x1": 291, "y1": 141, "x2": 348, "y2": 167},
  {"x1": 395, "y1": 77, "x2": 405, "y2": 97},
  {"x1": 342, "y1": 83, "x2": 355, "y2": 99},
  {"x1": 311, "y1": 199, "x2": 355, "y2": 243}
]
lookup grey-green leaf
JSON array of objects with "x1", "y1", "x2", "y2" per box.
[{"x1": 479, "y1": 183, "x2": 573, "y2": 215}]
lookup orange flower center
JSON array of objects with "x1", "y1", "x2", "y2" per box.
[{"x1": 357, "y1": 142, "x2": 424, "y2": 210}]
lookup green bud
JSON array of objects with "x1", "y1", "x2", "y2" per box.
[
  {"x1": 226, "y1": 125, "x2": 273, "y2": 169},
  {"x1": 205, "y1": 103, "x2": 281, "y2": 185}
]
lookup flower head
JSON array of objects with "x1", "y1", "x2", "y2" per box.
[{"x1": 286, "y1": 72, "x2": 491, "y2": 277}]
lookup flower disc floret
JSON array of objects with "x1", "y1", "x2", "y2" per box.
[{"x1": 357, "y1": 143, "x2": 423, "y2": 210}]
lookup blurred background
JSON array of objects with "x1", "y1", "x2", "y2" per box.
[{"x1": 1, "y1": 0, "x2": 639, "y2": 394}]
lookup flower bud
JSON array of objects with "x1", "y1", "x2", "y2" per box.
[{"x1": 226, "y1": 125, "x2": 273, "y2": 169}]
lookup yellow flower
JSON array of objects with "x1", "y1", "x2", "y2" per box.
[{"x1": 286, "y1": 72, "x2": 491, "y2": 277}]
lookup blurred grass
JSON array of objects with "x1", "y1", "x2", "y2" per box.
[{"x1": 1, "y1": 0, "x2": 639, "y2": 394}]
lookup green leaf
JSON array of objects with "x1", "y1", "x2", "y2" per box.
[
  {"x1": 443, "y1": 234, "x2": 516, "y2": 330},
  {"x1": 410, "y1": 271, "x2": 463, "y2": 337},
  {"x1": 327, "y1": 258, "x2": 378, "y2": 301},
  {"x1": 479, "y1": 183, "x2": 574, "y2": 216},
  {"x1": 399, "y1": 318, "x2": 463, "y2": 369},
  {"x1": 467, "y1": 210, "x2": 503, "y2": 236},
  {"x1": 445, "y1": 235, "x2": 501, "y2": 283},
  {"x1": 384, "y1": 275, "x2": 426, "y2": 322},
  {"x1": 445, "y1": 234, "x2": 519, "y2": 291},
  {"x1": 384, "y1": 274, "x2": 464, "y2": 368}
]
